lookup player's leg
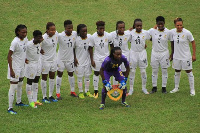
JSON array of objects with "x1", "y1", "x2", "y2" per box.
[
  {"x1": 56, "y1": 70, "x2": 63, "y2": 99},
  {"x1": 84, "y1": 65, "x2": 93, "y2": 97},
  {"x1": 170, "y1": 59, "x2": 181, "y2": 93},
  {"x1": 129, "y1": 67, "x2": 136, "y2": 95},
  {"x1": 48, "y1": 61, "x2": 58, "y2": 102},
  {"x1": 76, "y1": 66, "x2": 84, "y2": 98},
  {"x1": 93, "y1": 61, "x2": 101, "y2": 98},
  {"x1": 26, "y1": 78, "x2": 37, "y2": 108},
  {"x1": 140, "y1": 68, "x2": 149, "y2": 94},
  {"x1": 33, "y1": 76, "x2": 42, "y2": 105},
  {"x1": 41, "y1": 61, "x2": 50, "y2": 103},
  {"x1": 66, "y1": 61, "x2": 76, "y2": 97}
]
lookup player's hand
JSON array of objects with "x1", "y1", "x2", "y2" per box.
[
  {"x1": 119, "y1": 80, "x2": 126, "y2": 89},
  {"x1": 25, "y1": 58, "x2": 29, "y2": 64},
  {"x1": 10, "y1": 69, "x2": 15, "y2": 78},
  {"x1": 124, "y1": 77, "x2": 128, "y2": 83},
  {"x1": 40, "y1": 49, "x2": 44, "y2": 55},
  {"x1": 103, "y1": 80, "x2": 112, "y2": 91},
  {"x1": 91, "y1": 60, "x2": 96, "y2": 68},
  {"x1": 192, "y1": 55, "x2": 196, "y2": 62},
  {"x1": 74, "y1": 58, "x2": 79, "y2": 67}
]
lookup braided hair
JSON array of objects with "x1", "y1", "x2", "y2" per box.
[
  {"x1": 77, "y1": 24, "x2": 87, "y2": 36},
  {"x1": 109, "y1": 46, "x2": 121, "y2": 59}
]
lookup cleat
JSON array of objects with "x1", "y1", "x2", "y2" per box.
[
  {"x1": 79, "y1": 93, "x2": 85, "y2": 99},
  {"x1": 85, "y1": 91, "x2": 94, "y2": 97},
  {"x1": 99, "y1": 104, "x2": 105, "y2": 110},
  {"x1": 30, "y1": 102, "x2": 37, "y2": 108},
  {"x1": 142, "y1": 89, "x2": 149, "y2": 94},
  {"x1": 150, "y1": 87, "x2": 157, "y2": 94},
  {"x1": 35, "y1": 100, "x2": 43, "y2": 105},
  {"x1": 122, "y1": 102, "x2": 130, "y2": 107},
  {"x1": 190, "y1": 90, "x2": 195, "y2": 96},
  {"x1": 170, "y1": 88, "x2": 179, "y2": 93},
  {"x1": 70, "y1": 92, "x2": 78, "y2": 97},
  {"x1": 15, "y1": 102, "x2": 29, "y2": 107},
  {"x1": 56, "y1": 93, "x2": 62, "y2": 100},
  {"x1": 49, "y1": 96, "x2": 58, "y2": 102},
  {"x1": 162, "y1": 87, "x2": 167, "y2": 94},
  {"x1": 8, "y1": 108, "x2": 17, "y2": 114},
  {"x1": 93, "y1": 93, "x2": 99, "y2": 99},
  {"x1": 42, "y1": 97, "x2": 51, "y2": 103}
]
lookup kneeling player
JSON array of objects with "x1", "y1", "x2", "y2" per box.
[
  {"x1": 25, "y1": 30, "x2": 43, "y2": 108},
  {"x1": 99, "y1": 47, "x2": 130, "y2": 110}
]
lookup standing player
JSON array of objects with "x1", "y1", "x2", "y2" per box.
[
  {"x1": 99, "y1": 47, "x2": 130, "y2": 110},
  {"x1": 25, "y1": 30, "x2": 43, "y2": 108},
  {"x1": 110, "y1": 21, "x2": 131, "y2": 85},
  {"x1": 41, "y1": 22, "x2": 58, "y2": 103},
  {"x1": 74, "y1": 24, "x2": 93, "y2": 98},
  {"x1": 170, "y1": 18, "x2": 196, "y2": 96},
  {"x1": 56, "y1": 20, "x2": 77, "y2": 100},
  {"x1": 148, "y1": 16, "x2": 171, "y2": 93},
  {"x1": 7, "y1": 24, "x2": 28, "y2": 114},
  {"x1": 128, "y1": 19, "x2": 151, "y2": 95},
  {"x1": 89, "y1": 21, "x2": 113, "y2": 98}
]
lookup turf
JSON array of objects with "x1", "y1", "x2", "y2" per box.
[{"x1": 0, "y1": 0, "x2": 200, "y2": 133}]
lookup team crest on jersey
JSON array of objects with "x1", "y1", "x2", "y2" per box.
[
  {"x1": 142, "y1": 36, "x2": 145, "y2": 39},
  {"x1": 164, "y1": 34, "x2": 167, "y2": 38},
  {"x1": 182, "y1": 35, "x2": 185, "y2": 38},
  {"x1": 112, "y1": 64, "x2": 118, "y2": 68},
  {"x1": 124, "y1": 38, "x2": 127, "y2": 41},
  {"x1": 105, "y1": 38, "x2": 107, "y2": 42}
]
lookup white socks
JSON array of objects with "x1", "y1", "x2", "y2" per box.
[
  {"x1": 78, "y1": 77, "x2": 83, "y2": 93},
  {"x1": 187, "y1": 72, "x2": 195, "y2": 93},
  {"x1": 129, "y1": 70, "x2": 135, "y2": 93},
  {"x1": 32, "y1": 83, "x2": 38, "y2": 102},
  {"x1": 152, "y1": 68, "x2": 158, "y2": 87},
  {"x1": 93, "y1": 75, "x2": 99, "y2": 91},
  {"x1": 162, "y1": 68, "x2": 168, "y2": 87},
  {"x1": 140, "y1": 68, "x2": 147, "y2": 90},
  {"x1": 56, "y1": 76, "x2": 62, "y2": 94},
  {"x1": 41, "y1": 80, "x2": 47, "y2": 99},
  {"x1": 26, "y1": 84, "x2": 32, "y2": 104},
  {"x1": 174, "y1": 72, "x2": 181, "y2": 89},
  {"x1": 84, "y1": 76, "x2": 90, "y2": 93},
  {"x1": 16, "y1": 81, "x2": 23, "y2": 104},
  {"x1": 8, "y1": 84, "x2": 17, "y2": 109},
  {"x1": 49, "y1": 79, "x2": 55, "y2": 97},
  {"x1": 68, "y1": 76, "x2": 75, "y2": 92}
]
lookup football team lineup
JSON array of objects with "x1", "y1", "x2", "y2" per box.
[{"x1": 7, "y1": 16, "x2": 196, "y2": 114}]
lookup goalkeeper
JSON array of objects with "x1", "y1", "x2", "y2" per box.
[{"x1": 99, "y1": 47, "x2": 130, "y2": 109}]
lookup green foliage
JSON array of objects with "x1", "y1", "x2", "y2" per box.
[{"x1": 0, "y1": 0, "x2": 199, "y2": 133}]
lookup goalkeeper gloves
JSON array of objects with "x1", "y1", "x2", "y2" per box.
[
  {"x1": 119, "y1": 79, "x2": 126, "y2": 89},
  {"x1": 103, "y1": 80, "x2": 112, "y2": 91}
]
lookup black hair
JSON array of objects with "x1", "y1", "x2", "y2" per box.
[
  {"x1": 174, "y1": 17, "x2": 183, "y2": 24},
  {"x1": 64, "y1": 20, "x2": 72, "y2": 27},
  {"x1": 46, "y1": 22, "x2": 55, "y2": 30},
  {"x1": 109, "y1": 47, "x2": 121, "y2": 59},
  {"x1": 15, "y1": 24, "x2": 27, "y2": 37},
  {"x1": 96, "y1": 21, "x2": 105, "y2": 27},
  {"x1": 77, "y1": 24, "x2": 87, "y2": 36},
  {"x1": 116, "y1": 21, "x2": 125, "y2": 30},
  {"x1": 33, "y1": 30, "x2": 42, "y2": 37},
  {"x1": 133, "y1": 19, "x2": 142, "y2": 29},
  {"x1": 156, "y1": 16, "x2": 165, "y2": 23}
]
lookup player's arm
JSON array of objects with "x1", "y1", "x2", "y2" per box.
[
  {"x1": 169, "y1": 41, "x2": 174, "y2": 61},
  {"x1": 191, "y1": 40, "x2": 196, "y2": 62},
  {"x1": 73, "y1": 48, "x2": 78, "y2": 67},
  {"x1": 88, "y1": 46, "x2": 95, "y2": 68},
  {"x1": 7, "y1": 50, "x2": 15, "y2": 78}
]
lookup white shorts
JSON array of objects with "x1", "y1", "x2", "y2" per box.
[
  {"x1": 41, "y1": 61, "x2": 57, "y2": 74},
  {"x1": 75, "y1": 64, "x2": 92, "y2": 77},
  {"x1": 7, "y1": 66, "x2": 25, "y2": 82},
  {"x1": 129, "y1": 50, "x2": 148, "y2": 69},
  {"x1": 91, "y1": 60, "x2": 103, "y2": 72},
  {"x1": 57, "y1": 60, "x2": 75, "y2": 72},
  {"x1": 120, "y1": 53, "x2": 130, "y2": 72},
  {"x1": 25, "y1": 62, "x2": 41, "y2": 79},
  {"x1": 172, "y1": 59, "x2": 192, "y2": 70},
  {"x1": 151, "y1": 50, "x2": 170, "y2": 69}
]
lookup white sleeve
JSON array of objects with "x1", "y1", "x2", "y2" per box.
[
  {"x1": 10, "y1": 40, "x2": 17, "y2": 52},
  {"x1": 145, "y1": 31, "x2": 151, "y2": 40},
  {"x1": 187, "y1": 31, "x2": 194, "y2": 42},
  {"x1": 88, "y1": 35, "x2": 94, "y2": 47},
  {"x1": 148, "y1": 28, "x2": 153, "y2": 36},
  {"x1": 108, "y1": 33, "x2": 113, "y2": 44},
  {"x1": 169, "y1": 30, "x2": 174, "y2": 41}
]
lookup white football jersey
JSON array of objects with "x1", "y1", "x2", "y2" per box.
[
  {"x1": 75, "y1": 34, "x2": 91, "y2": 66},
  {"x1": 170, "y1": 28, "x2": 194, "y2": 60},
  {"x1": 110, "y1": 30, "x2": 131, "y2": 56},
  {"x1": 148, "y1": 28, "x2": 171, "y2": 52},
  {"x1": 57, "y1": 31, "x2": 77, "y2": 62},
  {"x1": 9, "y1": 36, "x2": 28, "y2": 68},
  {"x1": 26, "y1": 39, "x2": 41, "y2": 63},
  {"x1": 89, "y1": 31, "x2": 113, "y2": 62},
  {"x1": 129, "y1": 29, "x2": 150, "y2": 52},
  {"x1": 41, "y1": 32, "x2": 58, "y2": 62}
]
